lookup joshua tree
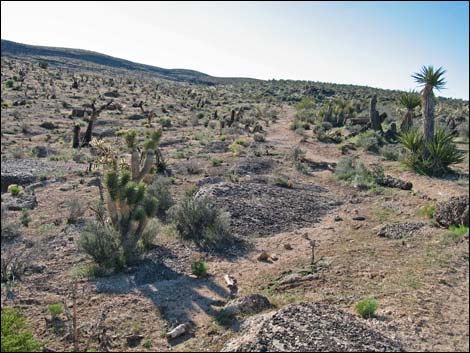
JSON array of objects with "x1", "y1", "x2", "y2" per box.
[
  {"x1": 81, "y1": 99, "x2": 114, "y2": 147},
  {"x1": 399, "y1": 91, "x2": 421, "y2": 132},
  {"x1": 411, "y1": 65, "x2": 446, "y2": 143},
  {"x1": 370, "y1": 94, "x2": 382, "y2": 132},
  {"x1": 89, "y1": 129, "x2": 162, "y2": 263},
  {"x1": 72, "y1": 123, "x2": 81, "y2": 148}
]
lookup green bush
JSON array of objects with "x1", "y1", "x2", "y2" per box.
[
  {"x1": 420, "y1": 204, "x2": 435, "y2": 219},
  {"x1": 47, "y1": 303, "x2": 64, "y2": 318},
  {"x1": 379, "y1": 145, "x2": 404, "y2": 161},
  {"x1": 147, "y1": 176, "x2": 174, "y2": 219},
  {"x1": 20, "y1": 209, "x2": 31, "y2": 227},
  {"x1": 211, "y1": 158, "x2": 222, "y2": 167},
  {"x1": 5, "y1": 80, "x2": 14, "y2": 88},
  {"x1": 449, "y1": 224, "x2": 469, "y2": 236},
  {"x1": 169, "y1": 194, "x2": 231, "y2": 249},
  {"x1": 191, "y1": 260, "x2": 208, "y2": 277},
  {"x1": 1, "y1": 307, "x2": 41, "y2": 352},
  {"x1": 399, "y1": 128, "x2": 464, "y2": 176},
  {"x1": 140, "y1": 218, "x2": 159, "y2": 251},
  {"x1": 355, "y1": 298, "x2": 378, "y2": 318},
  {"x1": 354, "y1": 130, "x2": 384, "y2": 153},
  {"x1": 79, "y1": 222, "x2": 125, "y2": 270},
  {"x1": 334, "y1": 157, "x2": 377, "y2": 189},
  {"x1": 8, "y1": 185, "x2": 21, "y2": 196}
]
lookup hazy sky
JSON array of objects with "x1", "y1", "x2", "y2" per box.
[{"x1": 2, "y1": 1, "x2": 469, "y2": 99}]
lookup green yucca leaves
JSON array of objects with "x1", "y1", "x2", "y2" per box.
[
  {"x1": 399, "y1": 91, "x2": 421, "y2": 110},
  {"x1": 400, "y1": 128, "x2": 463, "y2": 176},
  {"x1": 412, "y1": 65, "x2": 447, "y2": 91}
]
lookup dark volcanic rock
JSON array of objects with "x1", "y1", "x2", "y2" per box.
[
  {"x1": 435, "y1": 195, "x2": 469, "y2": 227},
  {"x1": 2, "y1": 192, "x2": 38, "y2": 210},
  {"x1": 1, "y1": 158, "x2": 82, "y2": 192},
  {"x1": 222, "y1": 302, "x2": 404, "y2": 352},
  {"x1": 196, "y1": 182, "x2": 341, "y2": 237},
  {"x1": 376, "y1": 222, "x2": 425, "y2": 240},
  {"x1": 223, "y1": 294, "x2": 273, "y2": 316},
  {"x1": 375, "y1": 175, "x2": 412, "y2": 190}
]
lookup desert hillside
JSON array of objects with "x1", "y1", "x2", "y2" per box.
[{"x1": 1, "y1": 43, "x2": 469, "y2": 352}]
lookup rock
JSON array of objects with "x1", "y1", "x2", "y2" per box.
[
  {"x1": 435, "y1": 195, "x2": 469, "y2": 227},
  {"x1": 103, "y1": 90, "x2": 119, "y2": 98},
  {"x1": 352, "y1": 216, "x2": 366, "y2": 221},
  {"x1": 2, "y1": 192, "x2": 38, "y2": 210},
  {"x1": 32, "y1": 146, "x2": 49, "y2": 158},
  {"x1": 195, "y1": 181, "x2": 341, "y2": 238},
  {"x1": 376, "y1": 222, "x2": 425, "y2": 240},
  {"x1": 223, "y1": 294, "x2": 272, "y2": 316},
  {"x1": 270, "y1": 254, "x2": 279, "y2": 261},
  {"x1": 375, "y1": 175, "x2": 412, "y2": 190},
  {"x1": 257, "y1": 251, "x2": 271, "y2": 262},
  {"x1": 334, "y1": 215, "x2": 343, "y2": 221},
  {"x1": 59, "y1": 184, "x2": 74, "y2": 191},
  {"x1": 39, "y1": 121, "x2": 57, "y2": 130},
  {"x1": 167, "y1": 322, "x2": 192, "y2": 340},
  {"x1": 283, "y1": 243, "x2": 293, "y2": 250},
  {"x1": 222, "y1": 302, "x2": 404, "y2": 352},
  {"x1": 128, "y1": 114, "x2": 146, "y2": 121},
  {"x1": 27, "y1": 263, "x2": 46, "y2": 274}
]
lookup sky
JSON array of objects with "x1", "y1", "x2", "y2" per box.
[{"x1": 2, "y1": 1, "x2": 469, "y2": 99}]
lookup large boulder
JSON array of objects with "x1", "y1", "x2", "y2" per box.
[
  {"x1": 2, "y1": 192, "x2": 38, "y2": 210},
  {"x1": 222, "y1": 302, "x2": 404, "y2": 352},
  {"x1": 434, "y1": 195, "x2": 469, "y2": 227}
]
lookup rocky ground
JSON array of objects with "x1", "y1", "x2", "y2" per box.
[{"x1": 1, "y1": 56, "x2": 469, "y2": 352}]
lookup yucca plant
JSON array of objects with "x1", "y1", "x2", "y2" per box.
[
  {"x1": 399, "y1": 128, "x2": 463, "y2": 176},
  {"x1": 399, "y1": 91, "x2": 421, "y2": 132},
  {"x1": 411, "y1": 66, "x2": 446, "y2": 143}
]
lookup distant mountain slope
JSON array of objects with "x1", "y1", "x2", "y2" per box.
[{"x1": 1, "y1": 39, "x2": 257, "y2": 85}]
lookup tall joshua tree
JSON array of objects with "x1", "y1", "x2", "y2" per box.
[
  {"x1": 399, "y1": 91, "x2": 421, "y2": 132},
  {"x1": 411, "y1": 66, "x2": 446, "y2": 143}
]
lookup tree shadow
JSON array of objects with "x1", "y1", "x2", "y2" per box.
[{"x1": 94, "y1": 254, "x2": 242, "y2": 345}]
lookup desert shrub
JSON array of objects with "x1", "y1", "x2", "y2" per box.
[
  {"x1": 334, "y1": 156, "x2": 377, "y2": 189},
  {"x1": 79, "y1": 221, "x2": 124, "y2": 270},
  {"x1": 420, "y1": 204, "x2": 435, "y2": 219},
  {"x1": 354, "y1": 130, "x2": 384, "y2": 153},
  {"x1": 5, "y1": 80, "x2": 14, "y2": 88},
  {"x1": 211, "y1": 158, "x2": 222, "y2": 167},
  {"x1": 253, "y1": 133, "x2": 266, "y2": 142},
  {"x1": 441, "y1": 225, "x2": 469, "y2": 243},
  {"x1": 47, "y1": 303, "x2": 64, "y2": 318},
  {"x1": 169, "y1": 194, "x2": 231, "y2": 249},
  {"x1": 399, "y1": 128, "x2": 464, "y2": 176},
  {"x1": 20, "y1": 209, "x2": 31, "y2": 227},
  {"x1": 140, "y1": 218, "x2": 159, "y2": 251},
  {"x1": 1, "y1": 307, "x2": 41, "y2": 352},
  {"x1": 191, "y1": 259, "x2": 208, "y2": 277},
  {"x1": 355, "y1": 298, "x2": 378, "y2": 318},
  {"x1": 379, "y1": 144, "x2": 404, "y2": 161},
  {"x1": 147, "y1": 176, "x2": 174, "y2": 218},
  {"x1": 65, "y1": 197, "x2": 87, "y2": 224},
  {"x1": 271, "y1": 175, "x2": 292, "y2": 188},
  {"x1": 8, "y1": 184, "x2": 21, "y2": 196},
  {"x1": 449, "y1": 224, "x2": 469, "y2": 237},
  {"x1": 1, "y1": 249, "x2": 28, "y2": 283},
  {"x1": 159, "y1": 117, "x2": 172, "y2": 128},
  {"x1": 457, "y1": 120, "x2": 469, "y2": 141},
  {"x1": 1, "y1": 206, "x2": 20, "y2": 241},
  {"x1": 229, "y1": 142, "x2": 243, "y2": 156}
]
